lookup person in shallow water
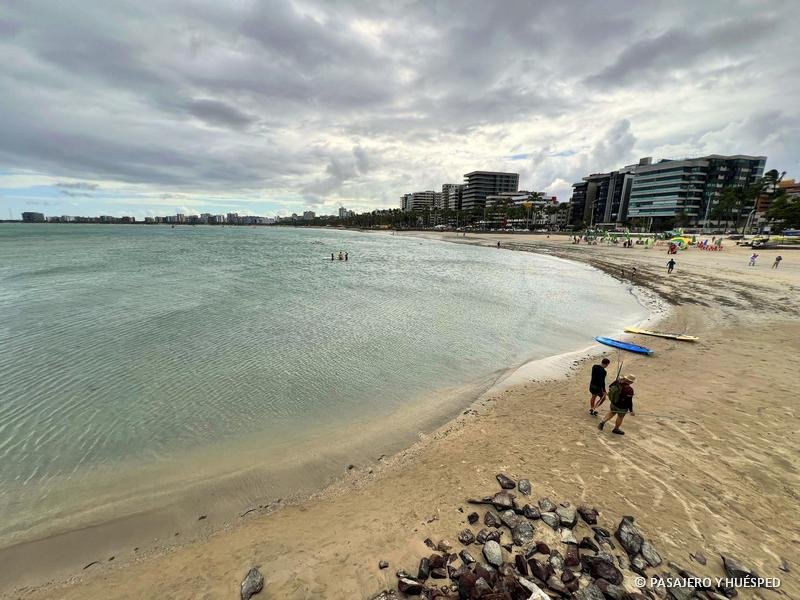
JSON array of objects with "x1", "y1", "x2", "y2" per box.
[
  {"x1": 331, "y1": 253, "x2": 334, "y2": 261},
  {"x1": 598, "y1": 374, "x2": 636, "y2": 435},
  {"x1": 338, "y1": 251, "x2": 344, "y2": 260},
  {"x1": 345, "y1": 252, "x2": 348, "y2": 261},
  {"x1": 588, "y1": 358, "x2": 611, "y2": 416}
]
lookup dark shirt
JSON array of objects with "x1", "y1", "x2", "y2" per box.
[{"x1": 590, "y1": 365, "x2": 607, "y2": 390}]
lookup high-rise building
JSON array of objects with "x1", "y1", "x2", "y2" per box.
[
  {"x1": 568, "y1": 164, "x2": 639, "y2": 227},
  {"x1": 627, "y1": 154, "x2": 766, "y2": 227},
  {"x1": 400, "y1": 191, "x2": 437, "y2": 211},
  {"x1": 441, "y1": 184, "x2": 464, "y2": 210},
  {"x1": 22, "y1": 212, "x2": 45, "y2": 223},
  {"x1": 461, "y1": 172, "x2": 519, "y2": 211},
  {"x1": 302, "y1": 211, "x2": 316, "y2": 220}
]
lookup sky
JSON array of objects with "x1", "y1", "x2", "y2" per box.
[{"x1": 1, "y1": 0, "x2": 798, "y2": 219}]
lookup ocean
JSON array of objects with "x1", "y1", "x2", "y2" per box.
[{"x1": 0, "y1": 224, "x2": 648, "y2": 548}]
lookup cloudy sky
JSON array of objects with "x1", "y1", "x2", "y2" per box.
[{"x1": 1, "y1": 0, "x2": 798, "y2": 219}]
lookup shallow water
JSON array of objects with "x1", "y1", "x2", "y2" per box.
[{"x1": 0, "y1": 224, "x2": 647, "y2": 546}]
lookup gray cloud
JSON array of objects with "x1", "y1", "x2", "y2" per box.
[{"x1": 0, "y1": 0, "x2": 797, "y2": 217}]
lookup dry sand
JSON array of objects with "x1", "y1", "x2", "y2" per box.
[{"x1": 8, "y1": 233, "x2": 800, "y2": 599}]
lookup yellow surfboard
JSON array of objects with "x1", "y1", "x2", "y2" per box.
[{"x1": 624, "y1": 327, "x2": 698, "y2": 342}]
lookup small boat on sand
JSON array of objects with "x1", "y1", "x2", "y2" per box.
[{"x1": 624, "y1": 327, "x2": 698, "y2": 342}]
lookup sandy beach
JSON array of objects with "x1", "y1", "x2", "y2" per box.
[{"x1": 8, "y1": 233, "x2": 799, "y2": 599}]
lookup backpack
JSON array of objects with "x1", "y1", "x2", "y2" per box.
[{"x1": 607, "y1": 381, "x2": 622, "y2": 405}]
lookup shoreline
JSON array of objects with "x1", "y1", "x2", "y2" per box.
[
  {"x1": 0, "y1": 235, "x2": 652, "y2": 595},
  {"x1": 9, "y1": 234, "x2": 800, "y2": 599}
]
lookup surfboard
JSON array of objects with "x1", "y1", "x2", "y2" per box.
[
  {"x1": 624, "y1": 327, "x2": 698, "y2": 342},
  {"x1": 595, "y1": 336, "x2": 653, "y2": 355}
]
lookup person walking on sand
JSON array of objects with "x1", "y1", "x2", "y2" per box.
[
  {"x1": 748, "y1": 253, "x2": 758, "y2": 266},
  {"x1": 588, "y1": 358, "x2": 611, "y2": 416},
  {"x1": 772, "y1": 255, "x2": 782, "y2": 269},
  {"x1": 666, "y1": 258, "x2": 676, "y2": 274},
  {"x1": 598, "y1": 374, "x2": 636, "y2": 435}
]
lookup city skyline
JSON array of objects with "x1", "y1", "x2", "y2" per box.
[{"x1": 1, "y1": 1, "x2": 798, "y2": 220}]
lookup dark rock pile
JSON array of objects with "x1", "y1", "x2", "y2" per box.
[{"x1": 375, "y1": 474, "x2": 754, "y2": 600}]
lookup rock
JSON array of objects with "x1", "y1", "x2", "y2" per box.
[
  {"x1": 641, "y1": 540, "x2": 662, "y2": 567},
  {"x1": 561, "y1": 569, "x2": 576, "y2": 583},
  {"x1": 716, "y1": 584, "x2": 738, "y2": 598},
  {"x1": 484, "y1": 511, "x2": 501, "y2": 528},
  {"x1": 397, "y1": 578, "x2": 424, "y2": 595},
  {"x1": 665, "y1": 583, "x2": 695, "y2": 600},
  {"x1": 467, "y1": 512, "x2": 479, "y2": 525},
  {"x1": 437, "y1": 540, "x2": 453, "y2": 553},
  {"x1": 779, "y1": 558, "x2": 790, "y2": 572},
  {"x1": 577, "y1": 506, "x2": 599, "y2": 525},
  {"x1": 595, "y1": 579, "x2": 625, "y2": 600},
  {"x1": 592, "y1": 526, "x2": 612, "y2": 539},
  {"x1": 538, "y1": 497, "x2": 557, "y2": 513},
  {"x1": 515, "y1": 553, "x2": 529, "y2": 576},
  {"x1": 459, "y1": 549, "x2": 476, "y2": 564},
  {"x1": 501, "y1": 509, "x2": 522, "y2": 529},
  {"x1": 502, "y1": 542, "x2": 513, "y2": 552},
  {"x1": 518, "y1": 479, "x2": 532, "y2": 495},
  {"x1": 575, "y1": 583, "x2": 606, "y2": 600},
  {"x1": 615, "y1": 517, "x2": 644, "y2": 556},
  {"x1": 429, "y1": 554, "x2": 446, "y2": 569},
  {"x1": 424, "y1": 538, "x2": 437, "y2": 550},
  {"x1": 721, "y1": 555, "x2": 759, "y2": 582},
  {"x1": 379, "y1": 560, "x2": 389, "y2": 569},
  {"x1": 534, "y1": 541, "x2": 550, "y2": 555},
  {"x1": 240, "y1": 568, "x2": 264, "y2": 600},
  {"x1": 458, "y1": 571, "x2": 478, "y2": 598},
  {"x1": 540, "y1": 512, "x2": 559, "y2": 529},
  {"x1": 396, "y1": 569, "x2": 414, "y2": 579},
  {"x1": 491, "y1": 491, "x2": 515, "y2": 510},
  {"x1": 588, "y1": 557, "x2": 623, "y2": 585},
  {"x1": 512, "y1": 521, "x2": 535, "y2": 546},
  {"x1": 476, "y1": 528, "x2": 501, "y2": 544},
  {"x1": 556, "y1": 506, "x2": 577, "y2": 528},
  {"x1": 369, "y1": 591, "x2": 399, "y2": 600},
  {"x1": 430, "y1": 567, "x2": 448, "y2": 579},
  {"x1": 522, "y1": 504, "x2": 541, "y2": 520},
  {"x1": 496, "y1": 473, "x2": 517, "y2": 489},
  {"x1": 548, "y1": 549, "x2": 565, "y2": 570},
  {"x1": 458, "y1": 529, "x2": 475, "y2": 545},
  {"x1": 579, "y1": 536, "x2": 599, "y2": 552},
  {"x1": 417, "y1": 557, "x2": 430, "y2": 580},
  {"x1": 546, "y1": 575, "x2": 566, "y2": 593},
  {"x1": 483, "y1": 540, "x2": 503, "y2": 567},
  {"x1": 564, "y1": 544, "x2": 581, "y2": 567},
  {"x1": 560, "y1": 528, "x2": 577, "y2": 545},
  {"x1": 690, "y1": 551, "x2": 707, "y2": 565},
  {"x1": 518, "y1": 577, "x2": 550, "y2": 600},
  {"x1": 631, "y1": 554, "x2": 648, "y2": 574}
]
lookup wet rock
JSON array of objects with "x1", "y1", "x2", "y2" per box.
[
  {"x1": 575, "y1": 583, "x2": 606, "y2": 600},
  {"x1": 459, "y1": 549, "x2": 475, "y2": 565},
  {"x1": 518, "y1": 577, "x2": 550, "y2": 600},
  {"x1": 577, "y1": 506, "x2": 599, "y2": 525},
  {"x1": 556, "y1": 506, "x2": 577, "y2": 528},
  {"x1": 564, "y1": 544, "x2": 581, "y2": 567},
  {"x1": 560, "y1": 528, "x2": 577, "y2": 545},
  {"x1": 518, "y1": 479, "x2": 532, "y2": 495},
  {"x1": 501, "y1": 509, "x2": 522, "y2": 529},
  {"x1": 467, "y1": 512, "x2": 479, "y2": 525},
  {"x1": 484, "y1": 511, "x2": 501, "y2": 528},
  {"x1": 540, "y1": 512, "x2": 559, "y2": 529},
  {"x1": 437, "y1": 540, "x2": 453, "y2": 553},
  {"x1": 397, "y1": 577, "x2": 424, "y2": 595},
  {"x1": 579, "y1": 536, "x2": 599, "y2": 552},
  {"x1": 522, "y1": 504, "x2": 541, "y2": 520},
  {"x1": 538, "y1": 497, "x2": 557, "y2": 513},
  {"x1": 240, "y1": 568, "x2": 264, "y2": 600},
  {"x1": 641, "y1": 540, "x2": 662, "y2": 567},
  {"x1": 379, "y1": 560, "x2": 389, "y2": 569},
  {"x1": 512, "y1": 521, "x2": 535, "y2": 546},
  {"x1": 496, "y1": 473, "x2": 516, "y2": 489},
  {"x1": 527, "y1": 557, "x2": 553, "y2": 583},
  {"x1": 457, "y1": 529, "x2": 475, "y2": 545},
  {"x1": 690, "y1": 551, "x2": 707, "y2": 566},
  {"x1": 483, "y1": 540, "x2": 503, "y2": 567},
  {"x1": 515, "y1": 553, "x2": 529, "y2": 576},
  {"x1": 721, "y1": 555, "x2": 759, "y2": 583},
  {"x1": 631, "y1": 554, "x2": 648, "y2": 575},
  {"x1": 588, "y1": 557, "x2": 623, "y2": 585},
  {"x1": 548, "y1": 549, "x2": 565, "y2": 570},
  {"x1": 615, "y1": 517, "x2": 644, "y2": 556},
  {"x1": 476, "y1": 528, "x2": 502, "y2": 544},
  {"x1": 429, "y1": 554, "x2": 446, "y2": 569},
  {"x1": 418, "y1": 558, "x2": 431, "y2": 580}
]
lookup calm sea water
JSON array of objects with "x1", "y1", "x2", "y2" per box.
[{"x1": 0, "y1": 224, "x2": 647, "y2": 544}]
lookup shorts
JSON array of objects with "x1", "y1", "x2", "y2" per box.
[
  {"x1": 589, "y1": 385, "x2": 605, "y2": 396},
  {"x1": 610, "y1": 398, "x2": 632, "y2": 414}
]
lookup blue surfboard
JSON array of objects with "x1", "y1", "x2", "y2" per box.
[{"x1": 595, "y1": 336, "x2": 653, "y2": 355}]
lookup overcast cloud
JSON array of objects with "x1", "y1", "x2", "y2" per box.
[{"x1": 1, "y1": 0, "x2": 798, "y2": 218}]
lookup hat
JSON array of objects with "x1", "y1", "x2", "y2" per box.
[{"x1": 622, "y1": 374, "x2": 636, "y2": 383}]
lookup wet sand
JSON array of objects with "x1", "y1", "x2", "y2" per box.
[{"x1": 9, "y1": 234, "x2": 800, "y2": 599}]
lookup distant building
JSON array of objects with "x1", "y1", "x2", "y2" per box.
[
  {"x1": 568, "y1": 162, "x2": 639, "y2": 227},
  {"x1": 302, "y1": 210, "x2": 316, "y2": 220},
  {"x1": 22, "y1": 212, "x2": 45, "y2": 223},
  {"x1": 461, "y1": 171, "x2": 519, "y2": 211},
  {"x1": 401, "y1": 191, "x2": 437, "y2": 212},
  {"x1": 338, "y1": 207, "x2": 354, "y2": 219},
  {"x1": 441, "y1": 183, "x2": 464, "y2": 211},
  {"x1": 211, "y1": 214, "x2": 225, "y2": 224},
  {"x1": 144, "y1": 217, "x2": 155, "y2": 223},
  {"x1": 175, "y1": 213, "x2": 186, "y2": 223},
  {"x1": 227, "y1": 212, "x2": 239, "y2": 224}
]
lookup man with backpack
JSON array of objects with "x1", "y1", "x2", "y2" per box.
[{"x1": 598, "y1": 374, "x2": 636, "y2": 435}]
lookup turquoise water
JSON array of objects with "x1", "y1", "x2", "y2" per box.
[{"x1": 0, "y1": 224, "x2": 647, "y2": 543}]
